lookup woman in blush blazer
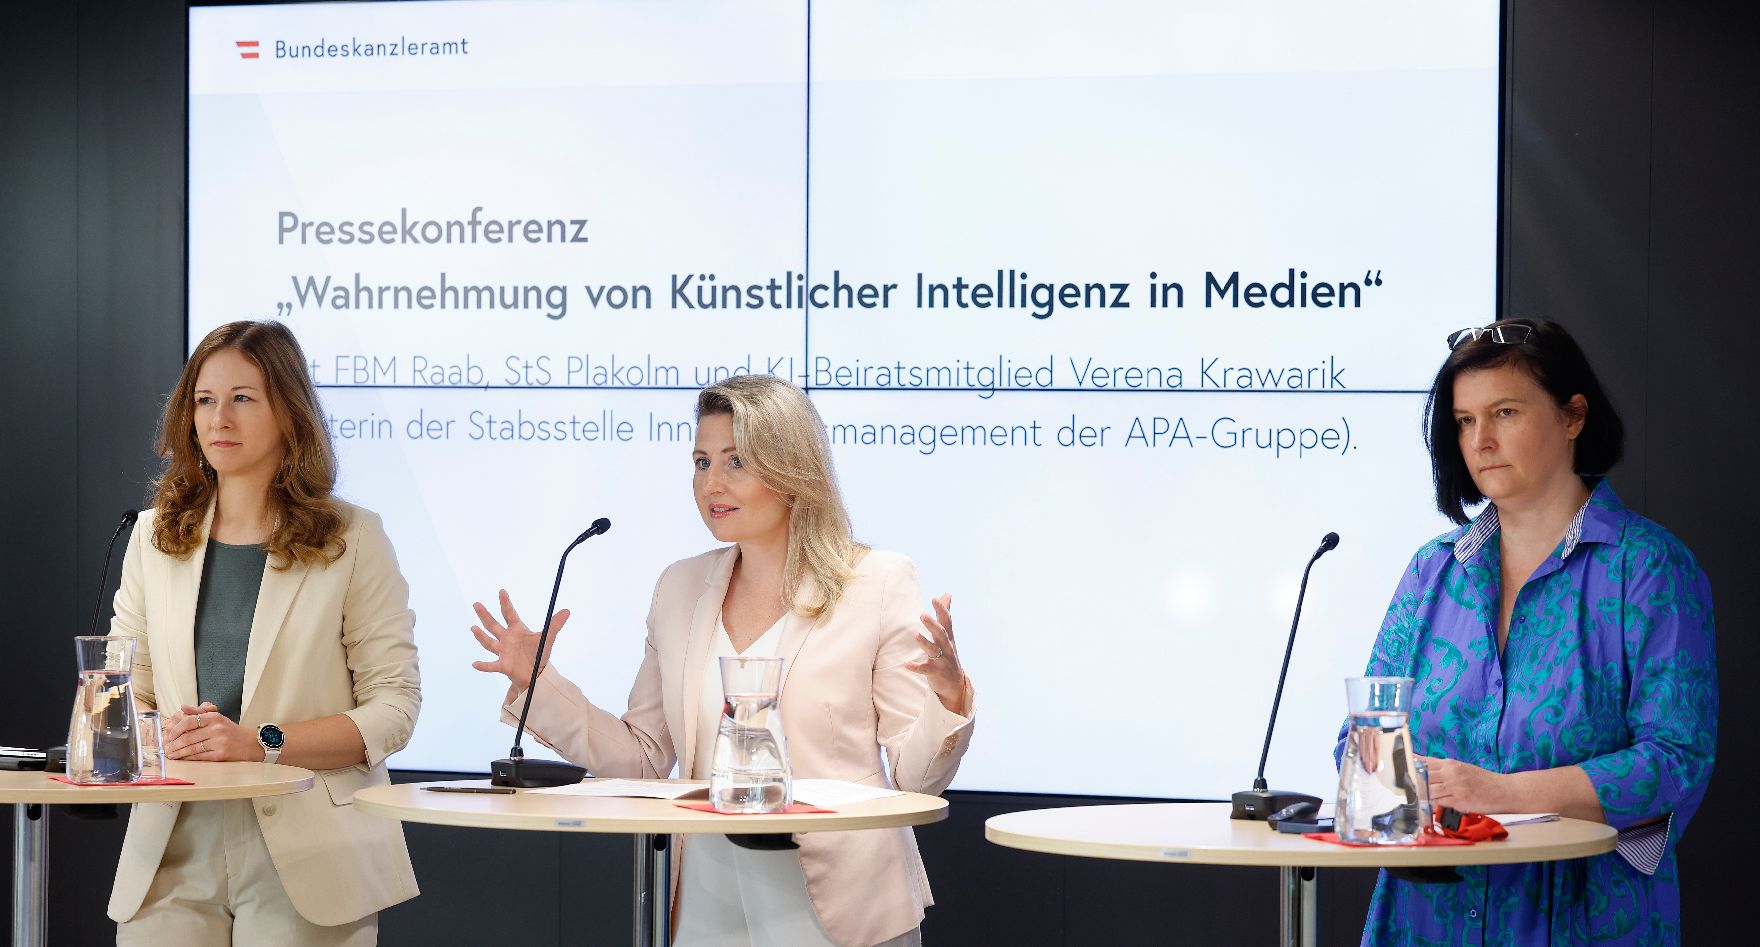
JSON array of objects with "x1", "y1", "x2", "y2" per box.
[
  {"x1": 470, "y1": 374, "x2": 975, "y2": 947},
  {"x1": 108, "y1": 321, "x2": 420, "y2": 945}
]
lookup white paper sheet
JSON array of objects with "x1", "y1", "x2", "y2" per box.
[
  {"x1": 1485, "y1": 812, "x2": 1560, "y2": 826},
  {"x1": 791, "y1": 779, "x2": 905, "y2": 807},
  {"x1": 527, "y1": 778, "x2": 707, "y2": 799}
]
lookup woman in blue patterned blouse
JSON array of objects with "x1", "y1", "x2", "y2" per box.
[{"x1": 1343, "y1": 318, "x2": 1717, "y2": 945}]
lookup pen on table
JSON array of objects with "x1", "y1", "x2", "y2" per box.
[{"x1": 423, "y1": 786, "x2": 516, "y2": 794}]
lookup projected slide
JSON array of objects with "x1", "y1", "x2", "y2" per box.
[{"x1": 188, "y1": 1, "x2": 1501, "y2": 798}]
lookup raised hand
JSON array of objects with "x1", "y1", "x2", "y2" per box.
[
  {"x1": 469, "y1": 589, "x2": 571, "y2": 691},
  {"x1": 905, "y1": 593, "x2": 970, "y2": 715}
]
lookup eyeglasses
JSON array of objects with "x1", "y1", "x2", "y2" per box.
[{"x1": 1446, "y1": 324, "x2": 1535, "y2": 350}]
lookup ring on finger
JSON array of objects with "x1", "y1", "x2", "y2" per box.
[{"x1": 935, "y1": 648, "x2": 946, "y2": 659}]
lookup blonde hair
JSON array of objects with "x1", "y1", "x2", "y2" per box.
[
  {"x1": 695, "y1": 375, "x2": 863, "y2": 618},
  {"x1": 151, "y1": 320, "x2": 346, "y2": 568}
]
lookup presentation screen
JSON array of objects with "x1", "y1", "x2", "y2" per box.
[{"x1": 188, "y1": 1, "x2": 1502, "y2": 798}]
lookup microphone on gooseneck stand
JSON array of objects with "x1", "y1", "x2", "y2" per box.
[
  {"x1": 491, "y1": 517, "x2": 612, "y2": 788},
  {"x1": 89, "y1": 510, "x2": 140, "y2": 636},
  {"x1": 1230, "y1": 531, "x2": 1339, "y2": 820},
  {"x1": 38, "y1": 509, "x2": 140, "y2": 775}
]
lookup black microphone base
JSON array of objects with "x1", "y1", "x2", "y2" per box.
[
  {"x1": 490, "y1": 757, "x2": 587, "y2": 788},
  {"x1": 1230, "y1": 788, "x2": 1322, "y2": 821}
]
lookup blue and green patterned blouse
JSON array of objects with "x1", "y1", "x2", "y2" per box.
[{"x1": 1339, "y1": 479, "x2": 1717, "y2": 945}]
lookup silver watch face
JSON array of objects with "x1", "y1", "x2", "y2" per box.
[{"x1": 259, "y1": 724, "x2": 285, "y2": 750}]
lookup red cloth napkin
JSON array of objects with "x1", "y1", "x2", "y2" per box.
[
  {"x1": 674, "y1": 802, "x2": 833, "y2": 815},
  {"x1": 1434, "y1": 812, "x2": 1508, "y2": 841},
  {"x1": 1303, "y1": 830, "x2": 1476, "y2": 847},
  {"x1": 50, "y1": 775, "x2": 194, "y2": 787}
]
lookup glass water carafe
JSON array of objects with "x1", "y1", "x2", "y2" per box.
[
  {"x1": 1336, "y1": 676, "x2": 1424, "y2": 844},
  {"x1": 67, "y1": 636, "x2": 142, "y2": 784},
  {"x1": 710, "y1": 655, "x2": 791, "y2": 813}
]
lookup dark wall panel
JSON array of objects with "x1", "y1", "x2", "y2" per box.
[
  {"x1": 0, "y1": 4, "x2": 81, "y2": 748},
  {"x1": 1502, "y1": 0, "x2": 1655, "y2": 508},
  {"x1": 74, "y1": 0, "x2": 187, "y2": 535},
  {"x1": 1642, "y1": 2, "x2": 1760, "y2": 937},
  {"x1": 1, "y1": 3, "x2": 85, "y2": 938},
  {"x1": 4, "y1": 1, "x2": 1751, "y2": 943}
]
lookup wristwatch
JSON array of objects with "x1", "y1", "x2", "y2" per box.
[{"x1": 257, "y1": 723, "x2": 286, "y2": 764}]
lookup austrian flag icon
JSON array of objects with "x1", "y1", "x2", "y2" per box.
[{"x1": 236, "y1": 40, "x2": 260, "y2": 60}]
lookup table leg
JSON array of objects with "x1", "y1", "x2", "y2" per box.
[
  {"x1": 12, "y1": 803, "x2": 47, "y2": 947},
  {"x1": 632, "y1": 832, "x2": 671, "y2": 947},
  {"x1": 1279, "y1": 866, "x2": 1316, "y2": 947}
]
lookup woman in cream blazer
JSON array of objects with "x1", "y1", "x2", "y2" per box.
[
  {"x1": 472, "y1": 375, "x2": 975, "y2": 947},
  {"x1": 108, "y1": 321, "x2": 420, "y2": 945}
]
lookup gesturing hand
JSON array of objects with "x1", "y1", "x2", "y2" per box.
[
  {"x1": 470, "y1": 589, "x2": 571, "y2": 692},
  {"x1": 905, "y1": 594, "x2": 970, "y2": 716},
  {"x1": 164, "y1": 702, "x2": 264, "y2": 762}
]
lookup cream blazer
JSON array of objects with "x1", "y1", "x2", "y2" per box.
[
  {"x1": 503, "y1": 546, "x2": 975, "y2": 947},
  {"x1": 107, "y1": 502, "x2": 422, "y2": 926}
]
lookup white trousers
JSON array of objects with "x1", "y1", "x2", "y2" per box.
[
  {"x1": 674, "y1": 833, "x2": 920, "y2": 947},
  {"x1": 116, "y1": 800, "x2": 376, "y2": 947}
]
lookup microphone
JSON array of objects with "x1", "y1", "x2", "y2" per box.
[
  {"x1": 45, "y1": 509, "x2": 142, "y2": 775},
  {"x1": 491, "y1": 517, "x2": 612, "y2": 788},
  {"x1": 1231, "y1": 531, "x2": 1339, "y2": 820},
  {"x1": 89, "y1": 510, "x2": 140, "y2": 637}
]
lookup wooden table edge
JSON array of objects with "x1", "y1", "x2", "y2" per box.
[
  {"x1": 353, "y1": 781, "x2": 949, "y2": 835},
  {"x1": 0, "y1": 763, "x2": 314, "y2": 805},
  {"x1": 984, "y1": 813, "x2": 1617, "y2": 869}
]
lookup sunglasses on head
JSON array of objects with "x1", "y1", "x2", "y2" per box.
[{"x1": 1446, "y1": 324, "x2": 1535, "y2": 350}]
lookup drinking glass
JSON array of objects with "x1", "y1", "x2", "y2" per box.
[
  {"x1": 1413, "y1": 757, "x2": 1433, "y2": 835},
  {"x1": 138, "y1": 710, "x2": 165, "y2": 780}
]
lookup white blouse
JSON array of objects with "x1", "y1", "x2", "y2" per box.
[
  {"x1": 689, "y1": 614, "x2": 783, "y2": 781},
  {"x1": 673, "y1": 615, "x2": 920, "y2": 947}
]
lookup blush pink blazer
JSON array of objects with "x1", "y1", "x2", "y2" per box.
[{"x1": 503, "y1": 546, "x2": 975, "y2": 946}]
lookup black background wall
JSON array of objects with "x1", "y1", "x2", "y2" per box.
[{"x1": 3, "y1": 1, "x2": 1754, "y2": 942}]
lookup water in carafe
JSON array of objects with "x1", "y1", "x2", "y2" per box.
[
  {"x1": 68, "y1": 636, "x2": 141, "y2": 784},
  {"x1": 1337, "y1": 676, "x2": 1424, "y2": 844},
  {"x1": 710, "y1": 656, "x2": 791, "y2": 813}
]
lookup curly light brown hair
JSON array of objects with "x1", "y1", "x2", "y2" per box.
[{"x1": 151, "y1": 321, "x2": 345, "y2": 568}]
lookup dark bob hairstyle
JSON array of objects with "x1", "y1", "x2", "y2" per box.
[{"x1": 1424, "y1": 318, "x2": 1625, "y2": 524}]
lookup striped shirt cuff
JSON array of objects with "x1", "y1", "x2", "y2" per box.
[{"x1": 1614, "y1": 814, "x2": 1671, "y2": 875}]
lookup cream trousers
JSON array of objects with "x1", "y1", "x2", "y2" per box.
[{"x1": 116, "y1": 799, "x2": 376, "y2": 946}]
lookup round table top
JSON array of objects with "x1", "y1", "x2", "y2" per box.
[
  {"x1": 354, "y1": 779, "x2": 949, "y2": 835},
  {"x1": 986, "y1": 802, "x2": 1617, "y2": 868},
  {"x1": 0, "y1": 761, "x2": 313, "y2": 804}
]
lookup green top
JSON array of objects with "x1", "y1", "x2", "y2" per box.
[{"x1": 192, "y1": 539, "x2": 268, "y2": 723}]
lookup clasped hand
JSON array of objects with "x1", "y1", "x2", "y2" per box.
[{"x1": 162, "y1": 702, "x2": 264, "y2": 762}]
